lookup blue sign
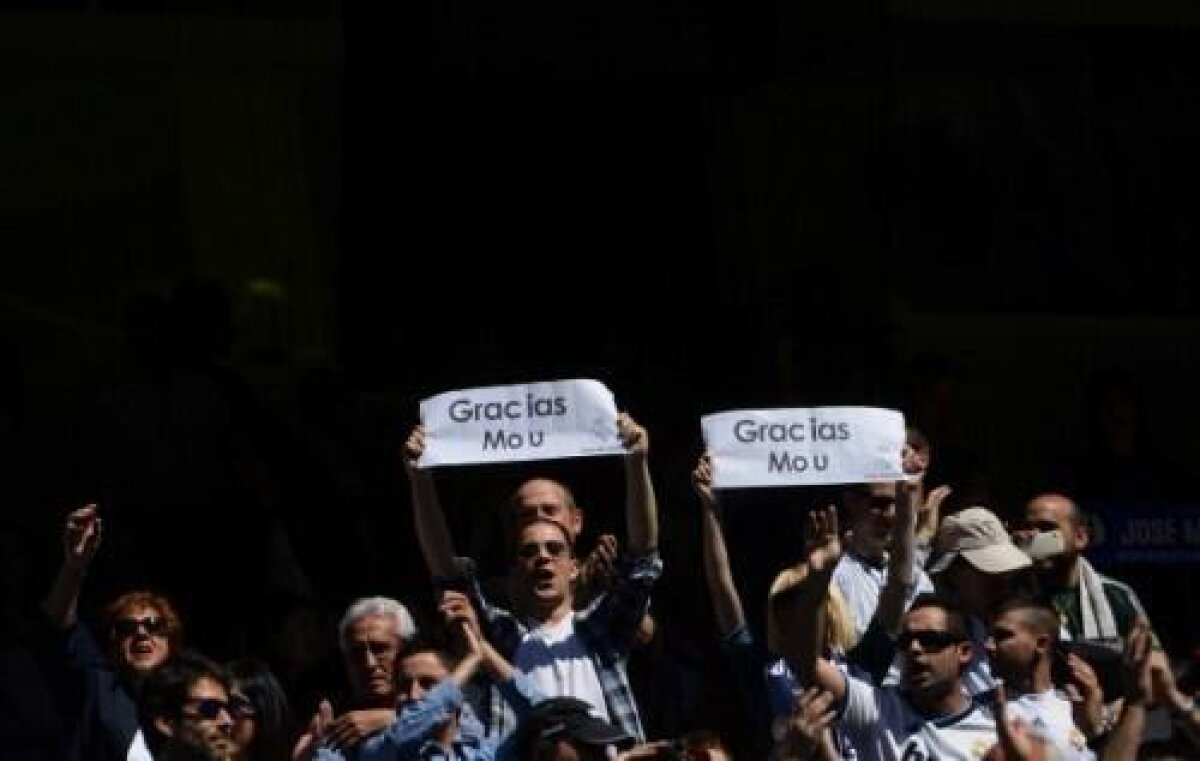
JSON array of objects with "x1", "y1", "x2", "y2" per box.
[{"x1": 1086, "y1": 501, "x2": 1200, "y2": 565}]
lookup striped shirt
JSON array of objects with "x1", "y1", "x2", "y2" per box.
[{"x1": 461, "y1": 552, "x2": 660, "y2": 742}]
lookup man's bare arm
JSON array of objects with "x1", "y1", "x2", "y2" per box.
[
  {"x1": 773, "y1": 506, "x2": 849, "y2": 702},
  {"x1": 402, "y1": 425, "x2": 456, "y2": 579},
  {"x1": 618, "y1": 413, "x2": 658, "y2": 555},
  {"x1": 41, "y1": 504, "x2": 102, "y2": 629},
  {"x1": 875, "y1": 482, "x2": 916, "y2": 637},
  {"x1": 693, "y1": 454, "x2": 745, "y2": 638}
]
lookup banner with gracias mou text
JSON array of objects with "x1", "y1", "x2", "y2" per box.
[
  {"x1": 419, "y1": 379, "x2": 624, "y2": 467},
  {"x1": 701, "y1": 406, "x2": 905, "y2": 488}
]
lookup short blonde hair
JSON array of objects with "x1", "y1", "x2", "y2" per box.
[{"x1": 765, "y1": 563, "x2": 857, "y2": 656}]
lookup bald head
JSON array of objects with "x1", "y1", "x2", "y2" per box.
[
  {"x1": 1026, "y1": 493, "x2": 1081, "y2": 529},
  {"x1": 508, "y1": 478, "x2": 583, "y2": 540},
  {"x1": 1021, "y1": 492, "x2": 1088, "y2": 574}
]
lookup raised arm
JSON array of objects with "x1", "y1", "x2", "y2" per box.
[
  {"x1": 772, "y1": 506, "x2": 847, "y2": 701},
  {"x1": 1101, "y1": 619, "x2": 1153, "y2": 761},
  {"x1": 617, "y1": 413, "x2": 658, "y2": 555},
  {"x1": 874, "y1": 481, "x2": 916, "y2": 637},
  {"x1": 402, "y1": 425, "x2": 456, "y2": 579},
  {"x1": 692, "y1": 454, "x2": 746, "y2": 639},
  {"x1": 41, "y1": 504, "x2": 102, "y2": 629}
]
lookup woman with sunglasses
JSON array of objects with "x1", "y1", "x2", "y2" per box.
[
  {"x1": 226, "y1": 658, "x2": 295, "y2": 761},
  {"x1": 37, "y1": 503, "x2": 186, "y2": 761}
]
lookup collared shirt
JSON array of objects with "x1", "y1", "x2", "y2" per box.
[
  {"x1": 459, "y1": 551, "x2": 661, "y2": 741},
  {"x1": 313, "y1": 676, "x2": 538, "y2": 761}
]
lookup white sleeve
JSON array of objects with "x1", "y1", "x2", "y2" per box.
[{"x1": 839, "y1": 671, "x2": 883, "y2": 731}]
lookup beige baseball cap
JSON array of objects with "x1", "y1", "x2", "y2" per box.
[{"x1": 928, "y1": 506, "x2": 1032, "y2": 575}]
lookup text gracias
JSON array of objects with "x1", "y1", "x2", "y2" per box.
[
  {"x1": 447, "y1": 395, "x2": 569, "y2": 450},
  {"x1": 729, "y1": 418, "x2": 852, "y2": 474}
]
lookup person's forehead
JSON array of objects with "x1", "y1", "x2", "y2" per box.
[
  {"x1": 402, "y1": 652, "x2": 448, "y2": 678},
  {"x1": 991, "y1": 610, "x2": 1025, "y2": 632},
  {"x1": 348, "y1": 613, "x2": 400, "y2": 641},
  {"x1": 120, "y1": 604, "x2": 162, "y2": 620},
  {"x1": 519, "y1": 521, "x2": 569, "y2": 543},
  {"x1": 515, "y1": 480, "x2": 570, "y2": 508},
  {"x1": 1026, "y1": 495, "x2": 1072, "y2": 523},
  {"x1": 189, "y1": 676, "x2": 228, "y2": 701},
  {"x1": 905, "y1": 606, "x2": 948, "y2": 630}
]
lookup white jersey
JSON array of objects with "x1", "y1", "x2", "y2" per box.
[
  {"x1": 1006, "y1": 689, "x2": 1095, "y2": 761},
  {"x1": 840, "y1": 674, "x2": 998, "y2": 761},
  {"x1": 513, "y1": 614, "x2": 611, "y2": 723},
  {"x1": 834, "y1": 552, "x2": 935, "y2": 641}
]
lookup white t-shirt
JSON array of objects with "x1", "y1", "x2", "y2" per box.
[
  {"x1": 513, "y1": 614, "x2": 611, "y2": 723},
  {"x1": 127, "y1": 729, "x2": 153, "y2": 761},
  {"x1": 833, "y1": 552, "x2": 935, "y2": 641},
  {"x1": 1006, "y1": 689, "x2": 1095, "y2": 761},
  {"x1": 840, "y1": 674, "x2": 998, "y2": 761}
]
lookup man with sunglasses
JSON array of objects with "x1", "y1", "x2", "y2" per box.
[
  {"x1": 403, "y1": 413, "x2": 661, "y2": 743},
  {"x1": 796, "y1": 510, "x2": 1009, "y2": 761},
  {"x1": 37, "y1": 503, "x2": 186, "y2": 761},
  {"x1": 139, "y1": 651, "x2": 238, "y2": 761}
]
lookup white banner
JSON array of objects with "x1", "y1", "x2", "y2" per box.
[
  {"x1": 419, "y1": 379, "x2": 624, "y2": 467},
  {"x1": 701, "y1": 406, "x2": 905, "y2": 488}
]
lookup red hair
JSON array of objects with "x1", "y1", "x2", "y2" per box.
[{"x1": 102, "y1": 591, "x2": 184, "y2": 654}]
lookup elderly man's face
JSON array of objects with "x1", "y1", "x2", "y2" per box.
[{"x1": 343, "y1": 614, "x2": 402, "y2": 704}]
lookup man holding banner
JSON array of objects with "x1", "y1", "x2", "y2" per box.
[{"x1": 401, "y1": 380, "x2": 661, "y2": 744}]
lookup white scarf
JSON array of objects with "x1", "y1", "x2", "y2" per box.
[{"x1": 1076, "y1": 557, "x2": 1119, "y2": 641}]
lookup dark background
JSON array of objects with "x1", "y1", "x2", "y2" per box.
[{"x1": 1, "y1": 0, "x2": 1199, "y2": 754}]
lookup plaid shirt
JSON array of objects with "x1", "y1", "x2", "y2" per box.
[{"x1": 458, "y1": 551, "x2": 661, "y2": 742}]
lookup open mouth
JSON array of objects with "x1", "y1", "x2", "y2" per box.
[
  {"x1": 131, "y1": 640, "x2": 155, "y2": 656},
  {"x1": 533, "y1": 567, "x2": 556, "y2": 592}
]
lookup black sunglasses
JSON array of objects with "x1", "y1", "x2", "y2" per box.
[
  {"x1": 897, "y1": 629, "x2": 965, "y2": 651},
  {"x1": 182, "y1": 697, "x2": 234, "y2": 721},
  {"x1": 112, "y1": 616, "x2": 167, "y2": 638},
  {"x1": 517, "y1": 539, "x2": 569, "y2": 560}
]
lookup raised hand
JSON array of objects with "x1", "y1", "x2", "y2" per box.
[
  {"x1": 439, "y1": 590, "x2": 481, "y2": 643},
  {"x1": 401, "y1": 425, "x2": 426, "y2": 475},
  {"x1": 804, "y1": 505, "x2": 842, "y2": 572},
  {"x1": 616, "y1": 413, "x2": 649, "y2": 460},
  {"x1": 691, "y1": 454, "x2": 716, "y2": 507},
  {"x1": 62, "y1": 504, "x2": 102, "y2": 570},
  {"x1": 917, "y1": 485, "x2": 952, "y2": 542},
  {"x1": 777, "y1": 687, "x2": 837, "y2": 760},
  {"x1": 291, "y1": 699, "x2": 334, "y2": 761},
  {"x1": 1122, "y1": 618, "x2": 1153, "y2": 704},
  {"x1": 578, "y1": 534, "x2": 619, "y2": 593},
  {"x1": 1064, "y1": 653, "x2": 1105, "y2": 739}
]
